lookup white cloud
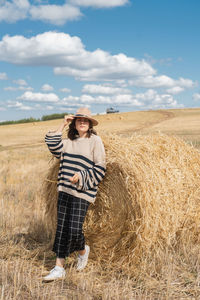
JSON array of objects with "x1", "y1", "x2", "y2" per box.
[
  {"x1": 13, "y1": 79, "x2": 27, "y2": 85},
  {"x1": 129, "y1": 75, "x2": 195, "y2": 90},
  {"x1": 62, "y1": 95, "x2": 80, "y2": 103},
  {"x1": 77, "y1": 93, "x2": 142, "y2": 106},
  {"x1": 144, "y1": 54, "x2": 173, "y2": 66},
  {"x1": 0, "y1": 0, "x2": 129, "y2": 25},
  {"x1": 60, "y1": 87, "x2": 71, "y2": 93},
  {"x1": 0, "y1": 32, "x2": 195, "y2": 93},
  {"x1": 46, "y1": 105, "x2": 54, "y2": 110},
  {"x1": 70, "y1": 89, "x2": 183, "y2": 109},
  {"x1": 7, "y1": 101, "x2": 24, "y2": 108},
  {"x1": 58, "y1": 103, "x2": 90, "y2": 109},
  {"x1": 7, "y1": 101, "x2": 32, "y2": 110},
  {"x1": 55, "y1": 51, "x2": 155, "y2": 81},
  {"x1": 70, "y1": 93, "x2": 142, "y2": 106},
  {"x1": 0, "y1": 1, "x2": 81, "y2": 25},
  {"x1": 30, "y1": 3, "x2": 82, "y2": 25},
  {"x1": 82, "y1": 84, "x2": 131, "y2": 95},
  {"x1": 70, "y1": 0, "x2": 129, "y2": 8},
  {"x1": 0, "y1": 32, "x2": 155, "y2": 82},
  {"x1": 193, "y1": 93, "x2": 200, "y2": 101},
  {"x1": 0, "y1": 0, "x2": 30, "y2": 23},
  {"x1": 133, "y1": 89, "x2": 184, "y2": 109},
  {"x1": 17, "y1": 91, "x2": 59, "y2": 102},
  {"x1": 0, "y1": 72, "x2": 8, "y2": 80},
  {"x1": 0, "y1": 32, "x2": 83, "y2": 64},
  {"x1": 41, "y1": 84, "x2": 54, "y2": 92},
  {"x1": 4, "y1": 86, "x2": 33, "y2": 91},
  {"x1": 166, "y1": 86, "x2": 184, "y2": 94}
]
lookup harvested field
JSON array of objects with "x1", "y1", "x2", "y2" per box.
[{"x1": 1, "y1": 108, "x2": 200, "y2": 299}]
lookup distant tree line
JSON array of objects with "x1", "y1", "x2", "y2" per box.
[{"x1": 0, "y1": 113, "x2": 69, "y2": 126}]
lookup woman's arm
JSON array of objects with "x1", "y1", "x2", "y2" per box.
[{"x1": 45, "y1": 115, "x2": 74, "y2": 159}]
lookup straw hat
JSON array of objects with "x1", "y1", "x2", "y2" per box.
[{"x1": 74, "y1": 107, "x2": 98, "y2": 126}]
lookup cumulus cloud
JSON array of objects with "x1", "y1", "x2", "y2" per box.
[
  {"x1": 13, "y1": 78, "x2": 27, "y2": 85},
  {"x1": 0, "y1": 32, "x2": 83, "y2": 64},
  {"x1": 77, "y1": 93, "x2": 141, "y2": 106},
  {"x1": 0, "y1": 32, "x2": 155, "y2": 82},
  {"x1": 129, "y1": 75, "x2": 195, "y2": 89},
  {"x1": 54, "y1": 52, "x2": 155, "y2": 81},
  {"x1": 4, "y1": 86, "x2": 33, "y2": 91},
  {"x1": 60, "y1": 87, "x2": 71, "y2": 93},
  {"x1": 0, "y1": 72, "x2": 8, "y2": 80},
  {"x1": 7, "y1": 101, "x2": 32, "y2": 110},
  {"x1": 69, "y1": 0, "x2": 129, "y2": 8},
  {"x1": 0, "y1": 0, "x2": 81, "y2": 25},
  {"x1": 46, "y1": 105, "x2": 54, "y2": 110},
  {"x1": 29, "y1": 3, "x2": 82, "y2": 25},
  {"x1": 70, "y1": 89, "x2": 183, "y2": 109},
  {"x1": 0, "y1": 0, "x2": 128, "y2": 25},
  {"x1": 0, "y1": 32, "x2": 195, "y2": 93},
  {"x1": 17, "y1": 91, "x2": 59, "y2": 102},
  {"x1": 82, "y1": 84, "x2": 131, "y2": 95},
  {"x1": 62, "y1": 95, "x2": 80, "y2": 103},
  {"x1": 41, "y1": 84, "x2": 54, "y2": 92},
  {"x1": 193, "y1": 93, "x2": 200, "y2": 101},
  {"x1": 0, "y1": 0, "x2": 30, "y2": 23},
  {"x1": 166, "y1": 86, "x2": 184, "y2": 94},
  {"x1": 133, "y1": 89, "x2": 183, "y2": 109}
]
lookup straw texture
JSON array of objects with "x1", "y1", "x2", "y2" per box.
[{"x1": 43, "y1": 133, "x2": 200, "y2": 276}]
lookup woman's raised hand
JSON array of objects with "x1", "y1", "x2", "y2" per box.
[
  {"x1": 64, "y1": 114, "x2": 74, "y2": 126},
  {"x1": 55, "y1": 114, "x2": 74, "y2": 133}
]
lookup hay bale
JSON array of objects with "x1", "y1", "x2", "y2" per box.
[{"x1": 43, "y1": 133, "x2": 200, "y2": 275}]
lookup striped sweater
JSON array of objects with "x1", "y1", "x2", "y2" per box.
[{"x1": 45, "y1": 132, "x2": 106, "y2": 203}]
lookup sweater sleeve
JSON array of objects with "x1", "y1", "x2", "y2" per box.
[
  {"x1": 45, "y1": 131, "x2": 63, "y2": 159},
  {"x1": 76, "y1": 136, "x2": 106, "y2": 191}
]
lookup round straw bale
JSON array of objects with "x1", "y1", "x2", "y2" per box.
[{"x1": 43, "y1": 133, "x2": 200, "y2": 274}]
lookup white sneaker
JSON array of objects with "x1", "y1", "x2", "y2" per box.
[
  {"x1": 43, "y1": 266, "x2": 66, "y2": 281},
  {"x1": 76, "y1": 245, "x2": 90, "y2": 271}
]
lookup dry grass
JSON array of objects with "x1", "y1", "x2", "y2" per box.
[{"x1": 1, "y1": 108, "x2": 200, "y2": 299}]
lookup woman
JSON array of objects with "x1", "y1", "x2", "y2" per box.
[{"x1": 44, "y1": 107, "x2": 106, "y2": 281}]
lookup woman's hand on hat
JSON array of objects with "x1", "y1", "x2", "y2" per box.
[
  {"x1": 69, "y1": 173, "x2": 79, "y2": 184},
  {"x1": 55, "y1": 114, "x2": 74, "y2": 132},
  {"x1": 64, "y1": 115, "x2": 74, "y2": 126}
]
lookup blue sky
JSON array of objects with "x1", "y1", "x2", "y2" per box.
[{"x1": 0, "y1": 0, "x2": 200, "y2": 121}]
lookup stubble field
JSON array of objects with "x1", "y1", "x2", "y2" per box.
[{"x1": 0, "y1": 108, "x2": 200, "y2": 299}]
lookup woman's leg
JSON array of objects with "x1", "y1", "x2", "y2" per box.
[
  {"x1": 52, "y1": 192, "x2": 71, "y2": 259},
  {"x1": 66, "y1": 196, "x2": 90, "y2": 255},
  {"x1": 43, "y1": 192, "x2": 69, "y2": 281},
  {"x1": 79, "y1": 249, "x2": 86, "y2": 255},
  {"x1": 53, "y1": 192, "x2": 90, "y2": 258},
  {"x1": 56, "y1": 257, "x2": 65, "y2": 267}
]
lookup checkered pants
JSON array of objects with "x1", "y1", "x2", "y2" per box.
[{"x1": 52, "y1": 192, "x2": 90, "y2": 258}]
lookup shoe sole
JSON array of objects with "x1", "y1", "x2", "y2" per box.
[{"x1": 42, "y1": 276, "x2": 65, "y2": 282}]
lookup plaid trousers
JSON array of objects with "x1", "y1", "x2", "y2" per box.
[{"x1": 52, "y1": 191, "x2": 90, "y2": 258}]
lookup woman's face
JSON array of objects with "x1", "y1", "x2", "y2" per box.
[{"x1": 75, "y1": 117, "x2": 90, "y2": 136}]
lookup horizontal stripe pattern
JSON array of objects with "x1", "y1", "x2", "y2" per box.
[
  {"x1": 45, "y1": 133, "x2": 63, "y2": 159},
  {"x1": 45, "y1": 132, "x2": 106, "y2": 203}
]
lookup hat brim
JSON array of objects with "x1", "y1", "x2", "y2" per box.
[{"x1": 74, "y1": 114, "x2": 98, "y2": 126}]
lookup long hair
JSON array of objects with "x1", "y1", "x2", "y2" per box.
[{"x1": 67, "y1": 119, "x2": 97, "y2": 140}]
